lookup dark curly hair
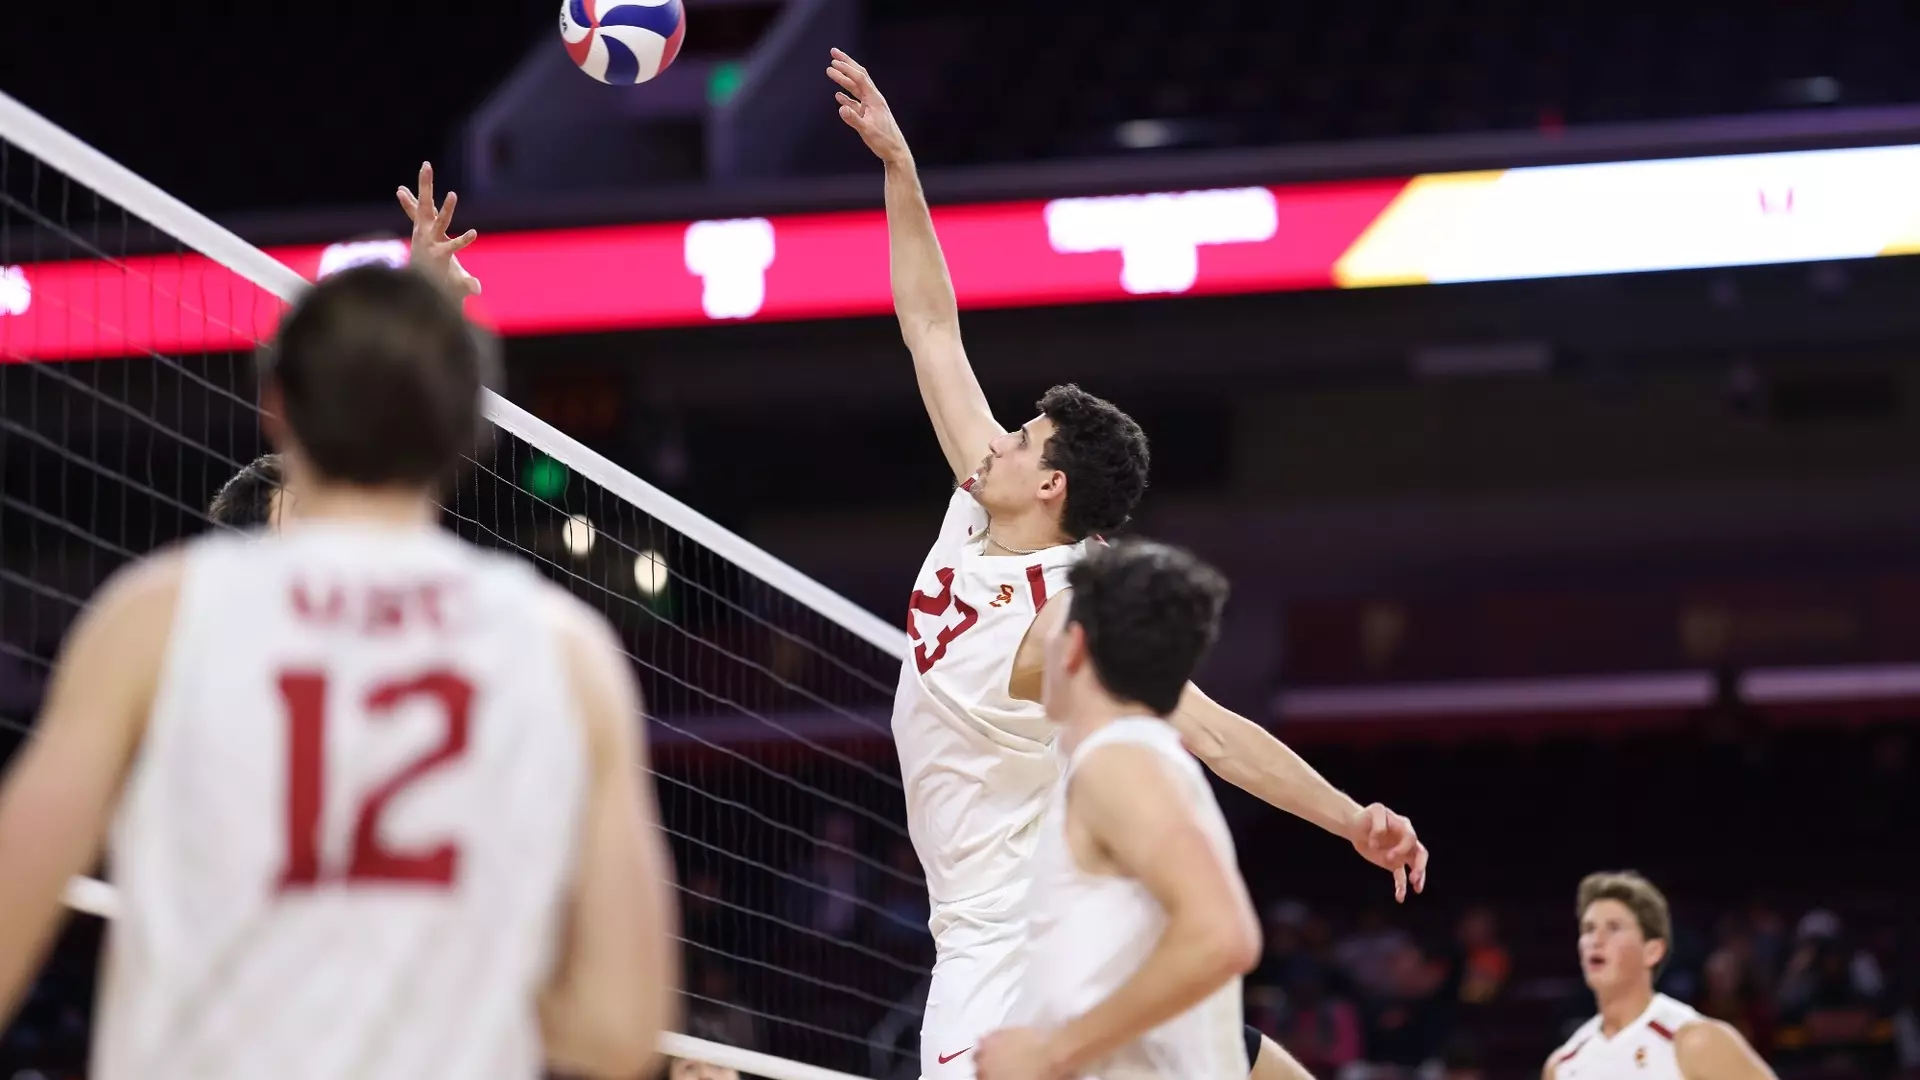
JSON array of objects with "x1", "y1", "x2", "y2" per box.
[
  {"x1": 208, "y1": 453, "x2": 284, "y2": 528},
  {"x1": 1036, "y1": 384, "x2": 1149, "y2": 539},
  {"x1": 1066, "y1": 539, "x2": 1228, "y2": 715}
]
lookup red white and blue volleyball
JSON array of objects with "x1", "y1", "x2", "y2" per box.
[{"x1": 560, "y1": 0, "x2": 686, "y2": 85}]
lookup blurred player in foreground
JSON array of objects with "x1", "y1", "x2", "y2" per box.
[
  {"x1": 829, "y1": 48, "x2": 1426, "y2": 1080},
  {"x1": 206, "y1": 163, "x2": 479, "y2": 534},
  {"x1": 0, "y1": 262, "x2": 677, "y2": 1080},
  {"x1": 976, "y1": 541, "x2": 1254, "y2": 1080},
  {"x1": 1547, "y1": 872, "x2": 1775, "y2": 1080}
]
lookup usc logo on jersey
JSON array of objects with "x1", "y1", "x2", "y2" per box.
[{"x1": 988, "y1": 584, "x2": 1015, "y2": 608}]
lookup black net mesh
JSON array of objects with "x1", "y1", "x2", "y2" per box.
[{"x1": 0, "y1": 127, "x2": 928, "y2": 1078}]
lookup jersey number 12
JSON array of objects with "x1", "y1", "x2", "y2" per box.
[{"x1": 275, "y1": 669, "x2": 473, "y2": 891}]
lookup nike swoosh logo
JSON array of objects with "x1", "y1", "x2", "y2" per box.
[{"x1": 937, "y1": 1047, "x2": 973, "y2": 1065}]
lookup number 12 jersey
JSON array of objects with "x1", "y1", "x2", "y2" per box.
[{"x1": 95, "y1": 523, "x2": 588, "y2": 1080}]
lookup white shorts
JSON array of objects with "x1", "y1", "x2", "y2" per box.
[{"x1": 919, "y1": 926, "x2": 1025, "y2": 1080}]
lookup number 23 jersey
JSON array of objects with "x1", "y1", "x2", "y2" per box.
[
  {"x1": 96, "y1": 523, "x2": 588, "y2": 1080},
  {"x1": 891, "y1": 482, "x2": 1089, "y2": 933}
]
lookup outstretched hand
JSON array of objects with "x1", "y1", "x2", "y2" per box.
[
  {"x1": 1348, "y1": 803, "x2": 1429, "y2": 903},
  {"x1": 396, "y1": 161, "x2": 482, "y2": 299},
  {"x1": 827, "y1": 49, "x2": 910, "y2": 166}
]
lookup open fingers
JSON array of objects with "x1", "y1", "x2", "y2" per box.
[
  {"x1": 829, "y1": 54, "x2": 875, "y2": 98},
  {"x1": 416, "y1": 162, "x2": 435, "y2": 217},
  {"x1": 827, "y1": 65, "x2": 858, "y2": 93},
  {"x1": 1393, "y1": 865, "x2": 1408, "y2": 903},
  {"x1": 1411, "y1": 842, "x2": 1430, "y2": 893},
  {"x1": 433, "y1": 190, "x2": 459, "y2": 237},
  {"x1": 442, "y1": 229, "x2": 479, "y2": 255}
]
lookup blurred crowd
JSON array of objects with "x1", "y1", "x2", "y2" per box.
[{"x1": 1240, "y1": 895, "x2": 1912, "y2": 1080}]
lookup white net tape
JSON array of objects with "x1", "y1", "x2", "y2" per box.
[{"x1": 0, "y1": 88, "x2": 920, "y2": 1080}]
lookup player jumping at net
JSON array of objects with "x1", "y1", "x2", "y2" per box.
[
  {"x1": 0, "y1": 260, "x2": 678, "y2": 1080},
  {"x1": 1547, "y1": 872, "x2": 1775, "y2": 1080},
  {"x1": 829, "y1": 49, "x2": 1428, "y2": 1080},
  {"x1": 975, "y1": 540, "x2": 1258, "y2": 1080},
  {"x1": 205, "y1": 163, "x2": 480, "y2": 534}
]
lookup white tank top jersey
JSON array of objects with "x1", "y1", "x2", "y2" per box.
[
  {"x1": 890, "y1": 481, "x2": 1087, "y2": 944},
  {"x1": 1550, "y1": 993, "x2": 1703, "y2": 1080},
  {"x1": 94, "y1": 523, "x2": 590, "y2": 1080},
  {"x1": 1016, "y1": 718, "x2": 1248, "y2": 1080}
]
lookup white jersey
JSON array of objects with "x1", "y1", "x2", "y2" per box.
[
  {"x1": 94, "y1": 523, "x2": 589, "y2": 1080},
  {"x1": 891, "y1": 482, "x2": 1087, "y2": 945},
  {"x1": 1017, "y1": 718, "x2": 1248, "y2": 1080},
  {"x1": 1551, "y1": 994, "x2": 1701, "y2": 1080}
]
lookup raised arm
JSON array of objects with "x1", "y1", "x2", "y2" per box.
[
  {"x1": 397, "y1": 162, "x2": 483, "y2": 301},
  {"x1": 540, "y1": 598, "x2": 681, "y2": 1079},
  {"x1": 978, "y1": 742, "x2": 1259, "y2": 1080},
  {"x1": 1171, "y1": 684, "x2": 1429, "y2": 902},
  {"x1": 1012, "y1": 594, "x2": 1429, "y2": 902},
  {"x1": 0, "y1": 555, "x2": 178, "y2": 1027},
  {"x1": 829, "y1": 49, "x2": 1004, "y2": 482}
]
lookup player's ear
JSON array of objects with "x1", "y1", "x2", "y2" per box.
[
  {"x1": 1038, "y1": 467, "x2": 1066, "y2": 505},
  {"x1": 1063, "y1": 620, "x2": 1089, "y2": 673},
  {"x1": 1643, "y1": 936, "x2": 1668, "y2": 971}
]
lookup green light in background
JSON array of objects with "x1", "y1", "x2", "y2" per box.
[
  {"x1": 522, "y1": 454, "x2": 570, "y2": 501},
  {"x1": 707, "y1": 62, "x2": 745, "y2": 106}
]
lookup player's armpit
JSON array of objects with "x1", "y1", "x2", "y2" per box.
[
  {"x1": 0, "y1": 553, "x2": 181, "y2": 1028},
  {"x1": 1674, "y1": 1019, "x2": 1778, "y2": 1080},
  {"x1": 1039, "y1": 743, "x2": 1259, "y2": 1077},
  {"x1": 540, "y1": 595, "x2": 681, "y2": 1080},
  {"x1": 1006, "y1": 587, "x2": 1071, "y2": 703}
]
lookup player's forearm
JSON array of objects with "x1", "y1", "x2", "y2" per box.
[
  {"x1": 1042, "y1": 914, "x2": 1257, "y2": 1078},
  {"x1": 1174, "y1": 685, "x2": 1361, "y2": 837},
  {"x1": 883, "y1": 156, "x2": 959, "y2": 335}
]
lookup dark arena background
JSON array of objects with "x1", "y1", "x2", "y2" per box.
[{"x1": 3, "y1": 2, "x2": 1920, "y2": 1079}]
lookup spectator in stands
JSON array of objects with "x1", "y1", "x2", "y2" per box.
[
  {"x1": 1253, "y1": 900, "x2": 1326, "y2": 991},
  {"x1": 1698, "y1": 946, "x2": 1771, "y2": 1052},
  {"x1": 1362, "y1": 939, "x2": 1454, "y2": 1072},
  {"x1": 789, "y1": 811, "x2": 865, "y2": 938},
  {"x1": 685, "y1": 964, "x2": 760, "y2": 1053},
  {"x1": 1454, "y1": 906, "x2": 1511, "y2": 1007},
  {"x1": 1275, "y1": 971, "x2": 1364, "y2": 1075},
  {"x1": 1336, "y1": 907, "x2": 1414, "y2": 999},
  {"x1": 1775, "y1": 915, "x2": 1895, "y2": 1074}
]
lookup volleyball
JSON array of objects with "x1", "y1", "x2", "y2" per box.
[{"x1": 560, "y1": 0, "x2": 686, "y2": 85}]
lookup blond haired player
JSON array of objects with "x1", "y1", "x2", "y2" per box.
[
  {"x1": 977, "y1": 541, "x2": 1256, "y2": 1080},
  {"x1": 1548, "y1": 872, "x2": 1776, "y2": 1080},
  {"x1": 0, "y1": 244, "x2": 677, "y2": 1075},
  {"x1": 829, "y1": 48, "x2": 1429, "y2": 1080}
]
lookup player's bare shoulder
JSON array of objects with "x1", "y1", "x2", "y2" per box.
[
  {"x1": 1673, "y1": 1017, "x2": 1775, "y2": 1079},
  {"x1": 533, "y1": 581, "x2": 644, "y2": 757}
]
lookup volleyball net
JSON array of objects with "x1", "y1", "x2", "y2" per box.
[{"x1": 0, "y1": 89, "x2": 929, "y2": 1080}]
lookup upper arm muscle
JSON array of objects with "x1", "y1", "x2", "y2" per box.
[
  {"x1": 0, "y1": 553, "x2": 179, "y2": 1019},
  {"x1": 906, "y1": 326, "x2": 1004, "y2": 482}
]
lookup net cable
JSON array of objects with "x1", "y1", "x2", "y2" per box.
[{"x1": 1, "y1": 86, "x2": 918, "y2": 1080}]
